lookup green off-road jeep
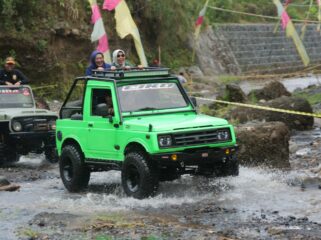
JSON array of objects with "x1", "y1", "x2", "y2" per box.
[
  {"x1": 56, "y1": 68, "x2": 238, "y2": 199},
  {"x1": 0, "y1": 85, "x2": 58, "y2": 164}
]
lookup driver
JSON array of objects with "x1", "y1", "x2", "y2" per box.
[
  {"x1": 105, "y1": 91, "x2": 114, "y2": 116},
  {"x1": 0, "y1": 57, "x2": 29, "y2": 86}
]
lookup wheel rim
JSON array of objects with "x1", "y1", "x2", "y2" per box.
[
  {"x1": 63, "y1": 158, "x2": 73, "y2": 182},
  {"x1": 126, "y1": 164, "x2": 140, "y2": 193}
]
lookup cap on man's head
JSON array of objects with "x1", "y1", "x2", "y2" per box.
[{"x1": 5, "y1": 57, "x2": 15, "y2": 65}]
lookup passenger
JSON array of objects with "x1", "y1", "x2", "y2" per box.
[
  {"x1": 0, "y1": 56, "x2": 29, "y2": 85},
  {"x1": 110, "y1": 49, "x2": 143, "y2": 70},
  {"x1": 85, "y1": 50, "x2": 111, "y2": 76},
  {"x1": 149, "y1": 59, "x2": 160, "y2": 68}
]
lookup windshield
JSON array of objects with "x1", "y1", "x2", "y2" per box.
[
  {"x1": 0, "y1": 87, "x2": 34, "y2": 108},
  {"x1": 118, "y1": 82, "x2": 188, "y2": 112}
]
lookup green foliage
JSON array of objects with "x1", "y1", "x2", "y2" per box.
[
  {"x1": 293, "y1": 92, "x2": 321, "y2": 105},
  {"x1": 35, "y1": 39, "x2": 48, "y2": 52}
]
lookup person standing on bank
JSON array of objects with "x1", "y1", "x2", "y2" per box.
[
  {"x1": 0, "y1": 57, "x2": 29, "y2": 85},
  {"x1": 85, "y1": 50, "x2": 111, "y2": 76}
]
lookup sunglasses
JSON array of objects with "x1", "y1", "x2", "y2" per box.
[{"x1": 117, "y1": 54, "x2": 125, "y2": 58}]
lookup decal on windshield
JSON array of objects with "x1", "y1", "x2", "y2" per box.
[
  {"x1": 122, "y1": 83, "x2": 175, "y2": 92},
  {"x1": 0, "y1": 88, "x2": 30, "y2": 95}
]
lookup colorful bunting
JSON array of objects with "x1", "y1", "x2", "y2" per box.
[
  {"x1": 103, "y1": 0, "x2": 148, "y2": 67},
  {"x1": 194, "y1": 0, "x2": 209, "y2": 39},
  {"x1": 273, "y1": 0, "x2": 310, "y2": 66},
  {"x1": 88, "y1": 0, "x2": 111, "y2": 63},
  {"x1": 317, "y1": 0, "x2": 321, "y2": 31}
]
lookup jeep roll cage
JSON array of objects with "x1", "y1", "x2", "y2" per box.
[{"x1": 59, "y1": 68, "x2": 196, "y2": 122}]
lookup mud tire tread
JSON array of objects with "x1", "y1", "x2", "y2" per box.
[
  {"x1": 121, "y1": 151, "x2": 159, "y2": 199},
  {"x1": 59, "y1": 144, "x2": 90, "y2": 192}
]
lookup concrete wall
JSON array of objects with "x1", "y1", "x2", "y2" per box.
[{"x1": 195, "y1": 24, "x2": 321, "y2": 75}]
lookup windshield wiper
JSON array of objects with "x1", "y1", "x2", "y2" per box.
[{"x1": 136, "y1": 107, "x2": 157, "y2": 111}]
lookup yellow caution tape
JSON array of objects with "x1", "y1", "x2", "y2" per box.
[
  {"x1": 32, "y1": 84, "x2": 58, "y2": 90},
  {"x1": 194, "y1": 96, "x2": 321, "y2": 118}
]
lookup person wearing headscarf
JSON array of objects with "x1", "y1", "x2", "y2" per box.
[
  {"x1": 111, "y1": 49, "x2": 133, "y2": 70},
  {"x1": 0, "y1": 56, "x2": 29, "y2": 85},
  {"x1": 85, "y1": 50, "x2": 111, "y2": 76}
]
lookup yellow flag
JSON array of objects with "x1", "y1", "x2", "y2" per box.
[
  {"x1": 114, "y1": 1, "x2": 148, "y2": 67},
  {"x1": 273, "y1": 0, "x2": 310, "y2": 66}
]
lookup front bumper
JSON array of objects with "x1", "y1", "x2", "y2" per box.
[
  {"x1": 150, "y1": 145, "x2": 238, "y2": 167},
  {"x1": 9, "y1": 131, "x2": 56, "y2": 145}
]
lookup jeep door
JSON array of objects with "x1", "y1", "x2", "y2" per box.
[{"x1": 85, "y1": 86, "x2": 118, "y2": 160}]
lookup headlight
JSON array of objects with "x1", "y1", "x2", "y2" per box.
[
  {"x1": 48, "y1": 120, "x2": 56, "y2": 130},
  {"x1": 12, "y1": 121, "x2": 22, "y2": 132},
  {"x1": 217, "y1": 130, "x2": 230, "y2": 141},
  {"x1": 158, "y1": 135, "x2": 172, "y2": 148}
]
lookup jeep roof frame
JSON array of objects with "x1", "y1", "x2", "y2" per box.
[{"x1": 60, "y1": 68, "x2": 196, "y2": 122}]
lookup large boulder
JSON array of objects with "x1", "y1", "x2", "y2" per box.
[
  {"x1": 248, "y1": 81, "x2": 291, "y2": 101},
  {"x1": 236, "y1": 122, "x2": 290, "y2": 168},
  {"x1": 217, "y1": 84, "x2": 247, "y2": 103},
  {"x1": 229, "y1": 96, "x2": 314, "y2": 130}
]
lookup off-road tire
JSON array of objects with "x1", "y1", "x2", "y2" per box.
[
  {"x1": 121, "y1": 151, "x2": 159, "y2": 199},
  {"x1": 45, "y1": 147, "x2": 58, "y2": 163},
  {"x1": 0, "y1": 142, "x2": 5, "y2": 166},
  {"x1": 59, "y1": 145, "x2": 90, "y2": 192},
  {"x1": 0, "y1": 142, "x2": 19, "y2": 165}
]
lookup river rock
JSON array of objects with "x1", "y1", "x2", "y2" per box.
[
  {"x1": 0, "y1": 176, "x2": 21, "y2": 192},
  {"x1": 186, "y1": 66, "x2": 204, "y2": 78},
  {"x1": 229, "y1": 96, "x2": 314, "y2": 130},
  {"x1": 236, "y1": 121, "x2": 290, "y2": 168},
  {"x1": 248, "y1": 81, "x2": 291, "y2": 101},
  {"x1": 0, "y1": 176, "x2": 10, "y2": 187},
  {"x1": 217, "y1": 84, "x2": 247, "y2": 103}
]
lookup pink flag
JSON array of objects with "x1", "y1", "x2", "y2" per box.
[
  {"x1": 91, "y1": 4, "x2": 101, "y2": 23},
  {"x1": 195, "y1": 2, "x2": 208, "y2": 27},
  {"x1": 88, "y1": 0, "x2": 111, "y2": 63},
  {"x1": 281, "y1": 11, "x2": 290, "y2": 29},
  {"x1": 103, "y1": 0, "x2": 121, "y2": 11}
]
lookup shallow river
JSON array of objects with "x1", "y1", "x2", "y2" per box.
[{"x1": 1, "y1": 147, "x2": 321, "y2": 239}]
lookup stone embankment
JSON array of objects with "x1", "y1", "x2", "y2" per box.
[{"x1": 195, "y1": 24, "x2": 321, "y2": 75}]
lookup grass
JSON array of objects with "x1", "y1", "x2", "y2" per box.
[
  {"x1": 217, "y1": 75, "x2": 240, "y2": 84},
  {"x1": 293, "y1": 92, "x2": 321, "y2": 105},
  {"x1": 19, "y1": 228, "x2": 40, "y2": 239}
]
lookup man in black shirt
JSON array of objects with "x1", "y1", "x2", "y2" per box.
[{"x1": 0, "y1": 57, "x2": 29, "y2": 85}]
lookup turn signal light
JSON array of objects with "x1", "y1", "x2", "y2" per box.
[
  {"x1": 171, "y1": 154, "x2": 178, "y2": 161},
  {"x1": 225, "y1": 149, "x2": 230, "y2": 155}
]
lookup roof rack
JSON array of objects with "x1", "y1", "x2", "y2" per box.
[{"x1": 92, "y1": 67, "x2": 170, "y2": 79}]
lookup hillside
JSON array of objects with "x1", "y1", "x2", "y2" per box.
[{"x1": 0, "y1": 0, "x2": 317, "y2": 98}]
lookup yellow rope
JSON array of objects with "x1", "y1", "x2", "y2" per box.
[
  {"x1": 32, "y1": 84, "x2": 58, "y2": 90},
  {"x1": 208, "y1": 6, "x2": 320, "y2": 24},
  {"x1": 195, "y1": 96, "x2": 321, "y2": 118}
]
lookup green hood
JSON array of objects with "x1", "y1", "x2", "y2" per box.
[{"x1": 123, "y1": 113, "x2": 229, "y2": 132}]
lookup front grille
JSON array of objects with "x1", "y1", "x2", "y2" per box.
[
  {"x1": 12, "y1": 116, "x2": 56, "y2": 132},
  {"x1": 172, "y1": 128, "x2": 231, "y2": 147}
]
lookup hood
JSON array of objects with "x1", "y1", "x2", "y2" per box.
[
  {"x1": 123, "y1": 113, "x2": 229, "y2": 132},
  {"x1": 0, "y1": 108, "x2": 57, "y2": 121},
  {"x1": 112, "y1": 49, "x2": 125, "y2": 67}
]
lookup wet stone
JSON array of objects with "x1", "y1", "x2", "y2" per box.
[{"x1": 0, "y1": 176, "x2": 10, "y2": 187}]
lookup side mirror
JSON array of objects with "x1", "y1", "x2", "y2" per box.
[{"x1": 190, "y1": 96, "x2": 197, "y2": 107}]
